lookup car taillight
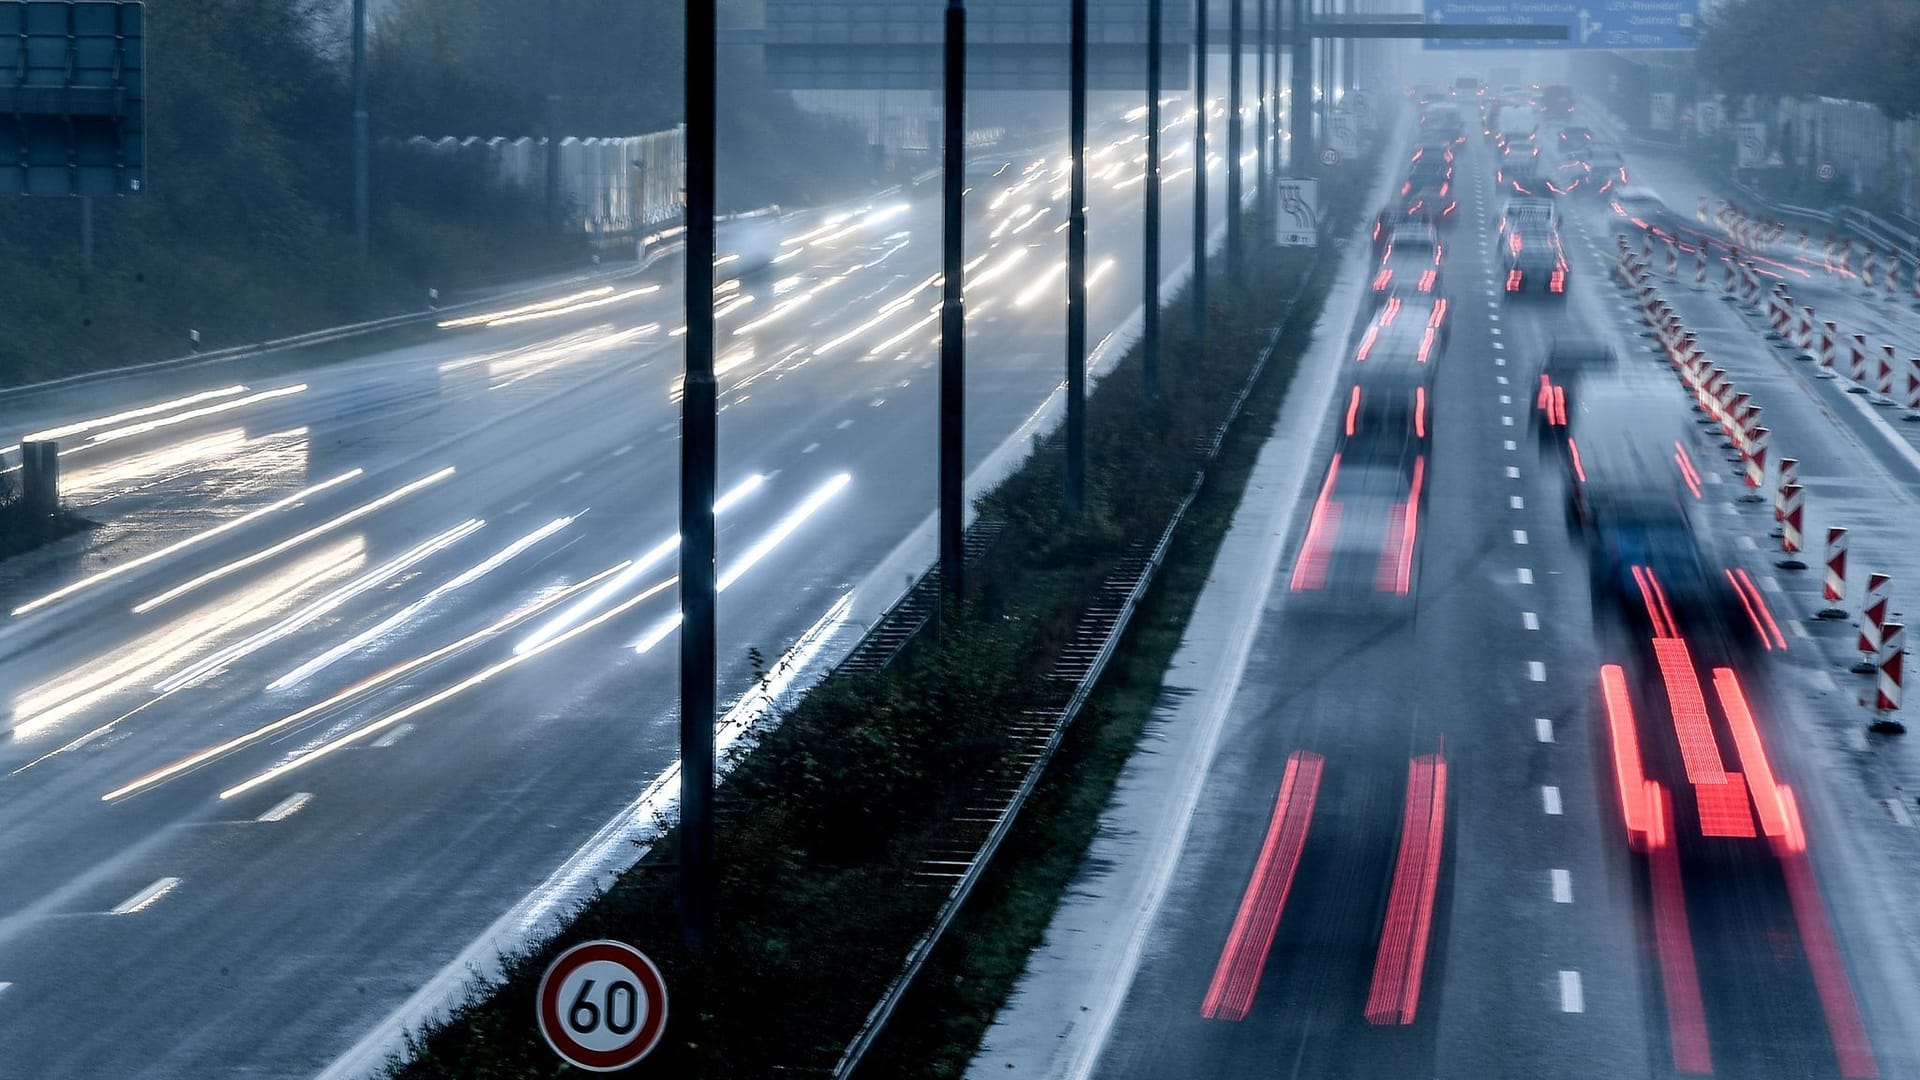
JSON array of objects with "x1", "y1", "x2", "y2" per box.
[
  {"x1": 1507, "y1": 269, "x2": 1522, "y2": 291},
  {"x1": 1550, "y1": 268, "x2": 1566, "y2": 293}
]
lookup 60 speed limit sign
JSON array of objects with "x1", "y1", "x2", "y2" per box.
[{"x1": 536, "y1": 940, "x2": 668, "y2": 1071}]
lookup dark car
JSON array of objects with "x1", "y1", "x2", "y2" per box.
[
  {"x1": 1503, "y1": 227, "x2": 1569, "y2": 297},
  {"x1": 1558, "y1": 126, "x2": 1596, "y2": 152},
  {"x1": 1371, "y1": 230, "x2": 1446, "y2": 305}
]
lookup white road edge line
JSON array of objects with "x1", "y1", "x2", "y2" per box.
[
  {"x1": 1560, "y1": 969, "x2": 1585, "y2": 1013},
  {"x1": 111, "y1": 876, "x2": 182, "y2": 915}
]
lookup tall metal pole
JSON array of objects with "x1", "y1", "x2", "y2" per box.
[
  {"x1": 1143, "y1": 0, "x2": 1162, "y2": 403},
  {"x1": 1290, "y1": 0, "x2": 1312, "y2": 177},
  {"x1": 1341, "y1": 0, "x2": 1355, "y2": 93},
  {"x1": 1226, "y1": 0, "x2": 1243, "y2": 279},
  {"x1": 1191, "y1": 0, "x2": 1207, "y2": 338},
  {"x1": 1255, "y1": 0, "x2": 1267, "y2": 216},
  {"x1": 350, "y1": 0, "x2": 368, "y2": 251},
  {"x1": 545, "y1": 0, "x2": 565, "y2": 230},
  {"x1": 1066, "y1": 0, "x2": 1087, "y2": 513},
  {"x1": 940, "y1": 0, "x2": 967, "y2": 600},
  {"x1": 79, "y1": 196, "x2": 93, "y2": 278},
  {"x1": 679, "y1": 0, "x2": 718, "y2": 956}
]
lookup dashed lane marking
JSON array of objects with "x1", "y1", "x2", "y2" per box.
[
  {"x1": 611, "y1": 444, "x2": 633, "y2": 457},
  {"x1": 372, "y1": 723, "x2": 415, "y2": 749},
  {"x1": 1559, "y1": 970, "x2": 1585, "y2": 1013},
  {"x1": 1518, "y1": 567, "x2": 1534, "y2": 584},
  {"x1": 1528, "y1": 660, "x2": 1547, "y2": 682},
  {"x1": 1523, "y1": 611, "x2": 1540, "y2": 630},
  {"x1": 1497, "y1": 375, "x2": 1510, "y2": 385},
  {"x1": 1514, "y1": 529, "x2": 1529, "y2": 544},
  {"x1": 802, "y1": 442, "x2": 820, "y2": 454},
  {"x1": 1493, "y1": 342, "x2": 1505, "y2": 351},
  {"x1": 1507, "y1": 466, "x2": 1521, "y2": 478},
  {"x1": 1550, "y1": 868, "x2": 1573, "y2": 903},
  {"x1": 1503, "y1": 416, "x2": 1514, "y2": 426},
  {"x1": 111, "y1": 877, "x2": 182, "y2": 915},
  {"x1": 1496, "y1": 356, "x2": 1506, "y2": 366},
  {"x1": 257, "y1": 792, "x2": 313, "y2": 823},
  {"x1": 1505, "y1": 440, "x2": 1517, "y2": 451},
  {"x1": 1536, "y1": 717, "x2": 1555, "y2": 742},
  {"x1": 560, "y1": 471, "x2": 583, "y2": 485},
  {"x1": 1500, "y1": 395, "x2": 1512, "y2": 405},
  {"x1": 1758, "y1": 576, "x2": 1782, "y2": 594},
  {"x1": 1789, "y1": 621, "x2": 1810, "y2": 640},
  {"x1": 506, "y1": 500, "x2": 531, "y2": 515},
  {"x1": 1510, "y1": 495, "x2": 1525, "y2": 509},
  {"x1": 1541, "y1": 785, "x2": 1563, "y2": 814},
  {"x1": 836, "y1": 419, "x2": 855, "y2": 430}
]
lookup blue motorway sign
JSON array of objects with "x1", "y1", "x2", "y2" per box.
[{"x1": 1422, "y1": 1, "x2": 1699, "y2": 51}]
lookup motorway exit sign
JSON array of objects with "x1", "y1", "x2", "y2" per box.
[{"x1": 1421, "y1": 0, "x2": 1699, "y2": 51}]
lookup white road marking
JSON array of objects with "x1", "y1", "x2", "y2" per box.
[
  {"x1": 257, "y1": 792, "x2": 313, "y2": 823},
  {"x1": 111, "y1": 877, "x2": 182, "y2": 915},
  {"x1": 1542, "y1": 785, "x2": 1563, "y2": 815},
  {"x1": 1496, "y1": 356, "x2": 1507, "y2": 366},
  {"x1": 1510, "y1": 495, "x2": 1525, "y2": 509},
  {"x1": 611, "y1": 444, "x2": 633, "y2": 457},
  {"x1": 1550, "y1": 868, "x2": 1573, "y2": 903},
  {"x1": 1789, "y1": 620, "x2": 1810, "y2": 640},
  {"x1": 1500, "y1": 394, "x2": 1512, "y2": 405},
  {"x1": 1497, "y1": 375, "x2": 1510, "y2": 385},
  {"x1": 1759, "y1": 576, "x2": 1782, "y2": 593},
  {"x1": 1488, "y1": 301, "x2": 1500, "y2": 309},
  {"x1": 1518, "y1": 567, "x2": 1534, "y2": 584},
  {"x1": 372, "y1": 723, "x2": 415, "y2": 749},
  {"x1": 560, "y1": 471, "x2": 583, "y2": 485},
  {"x1": 1491, "y1": 327, "x2": 1503, "y2": 336},
  {"x1": 1505, "y1": 440, "x2": 1517, "y2": 451},
  {"x1": 1559, "y1": 970, "x2": 1585, "y2": 1013},
  {"x1": 1738, "y1": 535, "x2": 1758, "y2": 550},
  {"x1": 836, "y1": 419, "x2": 855, "y2": 430},
  {"x1": 506, "y1": 500, "x2": 531, "y2": 515},
  {"x1": 1503, "y1": 415, "x2": 1514, "y2": 426},
  {"x1": 1880, "y1": 798, "x2": 1916, "y2": 827},
  {"x1": 1529, "y1": 660, "x2": 1547, "y2": 682},
  {"x1": 1536, "y1": 717, "x2": 1555, "y2": 742},
  {"x1": 0, "y1": 982, "x2": 11, "y2": 997},
  {"x1": 1493, "y1": 342, "x2": 1505, "y2": 351},
  {"x1": 1507, "y1": 466, "x2": 1521, "y2": 478},
  {"x1": 801, "y1": 442, "x2": 820, "y2": 454},
  {"x1": 1514, "y1": 529, "x2": 1529, "y2": 545},
  {"x1": 656, "y1": 421, "x2": 675, "y2": 433},
  {"x1": 1523, "y1": 611, "x2": 1540, "y2": 630}
]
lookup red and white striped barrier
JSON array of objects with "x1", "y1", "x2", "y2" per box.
[
  {"x1": 1850, "y1": 333, "x2": 1872, "y2": 384},
  {"x1": 1775, "y1": 457, "x2": 1799, "y2": 520},
  {"x1": 1665, "y1": 240, "x2": 1679, "y2": 279},
  {"x1": 1742, "y1": 262, "x2": 1765, "y2": 307},
  {"x1": 1797, "y1": 227, "x2": 1810, "y2": 253},
  {"x1": 1906, "y1": 357, "x2": 1920, "y2": 416},
  {"x1": 1768, "y1": 285, "x2": 1792, "y2": 340},
  {"x1": 1863, "y1": 248, "x2": 1878, "y2": 289},
  {"x1": 1860, "y1": 572, "x2": 1892, "y2": 656},
  {"x1": 1697, "y1": 196, "x2": 1708, "y2": 223},
  {"x1": 1693, "y1": 245, "x2": 1708, "y2": 289},
  {"x1": 1887, "y1": 252, "x2": 1903, "y2": 302},
  {"x1": 1825, "y1": 527, "x2": 1849, "y2": 604},
  {"x1": 1745, "y1": 425, "x2": 1770, "y2": 487},
  {"x1": 1722, "y1": 256, "x2": 1739, "y2": 296},
  {"x1": 1819, "y1": 320, "x2": 1840, "y2": 375},
  {"x1": 1738, "y1": 403, "x2": 1764, "y2": 455},
  {"x1": 1879, "y1": 622, "x2": 1906, "y2": 712},
  {"x1": 1794, "y1": 306, "x2": 1816, "y2": 358},
  {"x1": 1780, "y1": 481, "x2": 1805, "y2": 554},
  {"x1": 1876, "y1": 345, "x2": 1898, "y2": 402}
]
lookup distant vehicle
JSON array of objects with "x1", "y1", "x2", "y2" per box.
[
  {"x1": 1558, "y1": 126, "x2": 1595, "y2": 152},
  {"x1": 1498, "y1": 83, "x2": 1528, "y2": 106},
  {"x1": 715, "y1": 206, "x2": 787, "y2": 277},
  {"x1": 1497, "y1": 144, "x2": 1548, "y2": 196},
  {"x1": 1453, "y1": 75, "x2": 1484, "y2": 98},
  {"x1": 1419, "y1": 104, "x2": 1468, "y2": 144},
  {"x1": 1493, "y1": 106, "x2": 1542, "y2": 148},
  {"x1": 1554, "y1": 145, "x2": 1626, "y2": 197},
  {"x1": 1541, "y1": 84, "x2": 1576, "y2": 115},
  {"x1": 1502, "y1": 226, "x2": 1569, "y2": 297},
  {"x1": 1355, "y1": 293, "x2": 1451, "y2": 366}
]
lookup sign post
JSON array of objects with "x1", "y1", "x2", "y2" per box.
[
  {"x1": 1737, "y1": 122, "x2": 1765, "y2": 170},
  {"x1": 536, "y1": 940, "x2": 669, "y2": 1072}
]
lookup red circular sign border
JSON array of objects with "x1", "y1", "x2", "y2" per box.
[{"x1": 536, "y1": 940, "x2": 669, "y2": 1072}]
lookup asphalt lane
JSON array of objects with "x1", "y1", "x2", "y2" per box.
[{"x1": 0, "y1": 102, "x2": 1229, "y2": 1076}]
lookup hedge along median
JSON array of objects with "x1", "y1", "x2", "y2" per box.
[{"x1": 385, "y1": 151, "x2": 1379, "y2": 1080}]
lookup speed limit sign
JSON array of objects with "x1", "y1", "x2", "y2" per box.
[{"x1": 536, "y1": 940, "x2": 669, "y2": 1071}]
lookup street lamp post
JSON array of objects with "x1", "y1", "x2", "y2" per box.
[
  {"x1": 940, "y1": 0, "x2": 967, "y2": 598},
  {"x1": 1143, "y1": 0, "x2": 1162, "y2": 403},
  {"x1": 1066, "y1": 0, "x2": 1087, "y2": 512},
  {"x1": 1226, "y1": 0, "x2": 1242, "y2": 279},
  {"x1": 1192, "y1": 0, "x2": 1208, "y2": 339}
]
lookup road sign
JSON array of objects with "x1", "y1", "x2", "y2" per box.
[
  {"x1": 1275, "y1": 178, "x2": 1319, "y2": 247},
  {"x1": 0, "y1": 1, "x2": 145, "y2": 196},
  {"x1": 1648, "y1": 93, "x2": 1676, "y2": 133},
  {"x1": 1817, "y1": 162, "x2": 1836, "y2": 182},
  {"x1": 1736, "y1": 122, "x2": 1765, "y2": 169},
  {"x1": 1421, "y1": 0, "x2": 1700, "y2": 51},
  {"x1": 536, "y1": 940, "x2": 669, "y2": 1072},
  {"x1": 1318, "y1": 147, "x2": 1342, "y2": 168}
]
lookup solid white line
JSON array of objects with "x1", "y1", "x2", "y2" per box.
[
  {"x1": 111, "y1": 877, "x2": 182, "y2": 915},
  {"x1": 1542, "y1": 785, "x2": 1563, "y2": 815},
  {"x1": 1536, "y1": 717, "x2": 1555, "y2": 742},
  {"x1": 1550, "y1": 868, "x2": 1573, "y2": 903},
  {"x1": 1523, "y1": 611, "x2": 1540, "y2": 631},
  {"x1": 1518, "y1": 567, "x2": 1534, "y2": 584},
  {"x1": 1528, "y1": 660, "x2": 1547, "y2": 682},
  {"x1": 1514, "y1": 529, "x2": 1529, "y2": 545},
  {"x1": 256, "y1": 792, "x2": 313, "y2": 823},
  {"x1": 1560, "y1": 970, "x2": 1585, "y2": 1012},
  {"x1": 1510, "y1": 495, "x2": 1525, "y2": 509}
]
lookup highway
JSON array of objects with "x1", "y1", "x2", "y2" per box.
[
  {"x1": 976, "y1": 100, "x2": 1920, "y2": 1079},
  {"x1": 0, "y1": 102, "x2": 1229, "y2": 1076}
]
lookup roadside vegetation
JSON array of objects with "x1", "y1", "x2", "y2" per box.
[
  {"x1": 0, "y1": 0, "x2": 878, "y2": 388},
  {"x1": 385, "y1": 152, "x2": 1377, "y2": 1078}
]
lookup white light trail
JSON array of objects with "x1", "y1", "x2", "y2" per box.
[
  {"x1": 87, "y1": 384, "x2": 308, "y2": 445},
  {"x1": 23, "y1": 386, "x2": 250, "y2": 443}
]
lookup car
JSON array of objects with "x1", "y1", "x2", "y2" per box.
[
  {"x1": 1371, "y1": 205, "x2": 1425, "y2": 255},
  {"x1": 1371, "y1": 230, "x2": 1446, "y2": 305},
  {"x1": 1497, "y1": 144, "x2": 1549, "y2": 196},
  {"x1": 1500, "y1": 195, "x2": 1560, "y2": 234},
  {"x1": 1419, "y1": 104, "x2": 1468, "y2": 145},
  {"x1": 1315, "y1": 368, "x2": 1431, "y2": 596},
  {"x1": 1503, "y1": 226, "x2": 1569, "y2": 297},
  {"x1": 1403, "y1": 153, "x2": 1454, "y2": 193},
  {"x1": 1609, "y1": 186, "x2": 1673, "y2": 232},
  {"x1": 1453, "y1": 75, "x2": 1484, "y2": 99},
  {"x1": 1541, "y1": 84, "x2": 1576, "y2": 116},
  {"x1": 1355, "y1": 293, "x2": 1451, "y2": 366},
  {"x1": 1402, "y1": 181, "x2": 1460, "y2": 227},
  {"x1": 1558, "y1": 126, "x2": 1596, "y2": 153}
]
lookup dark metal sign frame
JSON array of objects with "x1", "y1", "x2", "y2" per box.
[{"x1": 0, "y1": 0, "x2": 144, "y2": 197}]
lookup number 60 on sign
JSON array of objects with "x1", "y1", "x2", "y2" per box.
[{"x1": 536, "y1": 940, "x2": 670, "y2": 1071}]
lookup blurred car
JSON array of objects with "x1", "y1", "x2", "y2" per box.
[
  {"x1": 1372, "y1": 205, "x2": 1425, "y2": 256},
  {"x1": 1500, "y1": 195, "x2": 1560, "y2": 235},
  {"x1": 1503, "y1": 226, "x2": 1569, "y2": 297},
  {"x1": 1558, "y1": 125, "x2": 1596, "y2": 153},
  {"x1": 1541, "y1": 84, "x2": 1576, "y2": 116},
  {"x1": 1419, "y1": 104, "x2": 1468, "y2": 145},
  {"x1": 1371, "y1": 229, "x2": 1446, "y2": 305},
  {"x1": 1497, "y1": 144, "x2": 1548, "y2": 196},
  {"x1": 1356, "y1": 293, "x2": 1451, "y2": 366},
  {"x1": 1402, "y1": 181, "x2": 1460, "y2": 228},
  {"x1": 1610, "y1": 186, "x2": 1673, "y2": 232}
]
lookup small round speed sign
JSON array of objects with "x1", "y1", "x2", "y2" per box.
[{"x1": 536, "y1": 940, "x2": 669, "y2": 1071}]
